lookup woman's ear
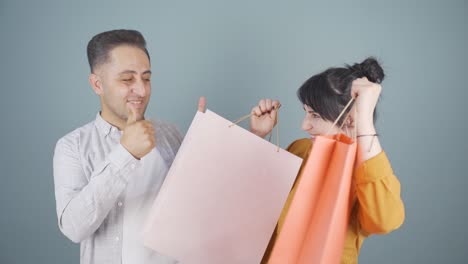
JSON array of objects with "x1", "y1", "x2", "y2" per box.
[
  {"x1": 346, "y1": 115, "x2": 354, "y2": 128},
  {"x1": 340, "y1": 113, "x2": 355, "y2": 130},
  {"x1": 347, "y1": 104, "x2": 359, "y2": 128}
]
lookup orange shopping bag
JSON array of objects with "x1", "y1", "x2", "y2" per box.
[{"x1": 268, "y1": 101, "x2": 357, "y2": 264}]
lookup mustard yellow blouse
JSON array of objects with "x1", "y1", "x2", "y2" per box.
[{"x1": 261, "y1": 138, "x2": 405, "y2": 264}]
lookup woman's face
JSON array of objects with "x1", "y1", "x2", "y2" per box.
[{"x1": 301, "y1": 104, "x2": 342, "y2": 138}]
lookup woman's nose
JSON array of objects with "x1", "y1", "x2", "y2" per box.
[{"x1": 301, "y1": 117, "x2": 312, "y2": 131}]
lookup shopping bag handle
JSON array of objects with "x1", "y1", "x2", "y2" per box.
[
  {"x1": 229, "y1": 105, "x2": 281, "y2": 152},
  {"x1": 325, "y1": 98, "x2": 357, "y2": 140}
]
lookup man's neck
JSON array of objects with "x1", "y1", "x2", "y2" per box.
[{"x1": 100, "y1": 111, "x2": 126, "y2": 131}]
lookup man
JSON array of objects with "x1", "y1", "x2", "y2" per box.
[{"x1": 53, "y1": 29, "x2": 205, "y2": 264}]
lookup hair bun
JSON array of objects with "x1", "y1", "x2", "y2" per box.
[{"x1": 351, "y1": 57, "x2": 385, "y2": 84}]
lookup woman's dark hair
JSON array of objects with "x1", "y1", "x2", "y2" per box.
[
  {"x1": 87, "y1": 29, "x2": 150, "y2": 73},
  {"x1": 297, "y1": 57, "x2": 385, "y2": 126}
]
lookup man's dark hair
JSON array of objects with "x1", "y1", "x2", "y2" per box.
[{"x1": 87, "y1": 29, "x2": 150, "y2": 73}]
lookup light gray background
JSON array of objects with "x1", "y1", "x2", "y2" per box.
[{"x1": 1, "y1": 0, "x2": 466, "y2": 263}]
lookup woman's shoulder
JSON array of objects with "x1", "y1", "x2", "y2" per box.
[{"x1": 286, "y1": 138, "x2": 313, "y2": 159}]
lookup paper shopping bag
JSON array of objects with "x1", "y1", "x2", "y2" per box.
[
  {"x1": 268, "y1": 134, "x2": 357, "y2": 264},
  {"x1": 143, "y1": 109, "x2": 303, "y2": 264}
]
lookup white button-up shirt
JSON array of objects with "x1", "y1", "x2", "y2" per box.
[{"x1": 53, "y1": 113, "x2": 182, "y2": 264}]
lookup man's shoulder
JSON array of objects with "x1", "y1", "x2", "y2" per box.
[{"x1": 55, "y1": 120, "x2": 96, "y2": 149}]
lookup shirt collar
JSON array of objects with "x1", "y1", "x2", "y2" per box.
[{"x1": 95, "y1": 112, "x2": 119, "y2": 137}]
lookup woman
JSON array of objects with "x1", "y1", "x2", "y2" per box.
[{"x1": 251, "y1": 57, "x2": 405, "y2": 264}]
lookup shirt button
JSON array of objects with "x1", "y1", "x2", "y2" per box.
[
  {"x1": 130, "y1": 163, "x2": 136, "y2": 170},
  {"x1": 115, "y1": 236, "x2": 120, "y2": 242},
  {"x1": 118, "y1": 202, "x2": 123, "y2": 207}
]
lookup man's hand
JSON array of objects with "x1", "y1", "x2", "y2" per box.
[
  {"x1": 198, "y1": 96, "x2": 206, "y2": 113},
  {"x1": 120, "y1": 107, "x2": 155, "y2": 159}
]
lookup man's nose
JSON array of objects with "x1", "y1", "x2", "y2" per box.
[{"x1": 131, "y1": 79, "x2": 146, "y2": 97}]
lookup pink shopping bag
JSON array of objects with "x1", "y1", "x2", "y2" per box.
[{"x1": 143, "y1": 109, "x2": 303, "y2": 264}]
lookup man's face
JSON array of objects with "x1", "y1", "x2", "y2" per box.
[{"x1": 93, "y1": 45, "x2": 151, "y2": 127}]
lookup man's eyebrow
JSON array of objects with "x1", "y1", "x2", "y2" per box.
[
  {"x1": 118, "y1": 70, "x2": 152, "y2": 75},
  {"x1": 118, "y1": 70, "x2": 136, "y2": 75}
]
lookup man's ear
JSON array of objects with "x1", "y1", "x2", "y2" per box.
[{"x1": 89, "y1": 73, "x2": 103, "y2": 95}]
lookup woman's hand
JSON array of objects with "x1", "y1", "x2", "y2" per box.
[
  {"x1": 351, "y1": 77, "x2": 383, "y2": 161},
  {"x1": 351, "y1": 77, "x2": 382, "y2": 121},
  {"x1": 249, "y1": 99, "x2": 281, "y2": 138},
  {"x1": 351, "y1": 77, "x2": 382, "y2": 134}
]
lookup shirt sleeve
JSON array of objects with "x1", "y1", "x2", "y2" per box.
[
  {"x1": 354, "y1": 151, "x2": 405, "y2": 235},
  {"x1": 53, "y1": 136, "x2": 139, "y2": 243}
]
